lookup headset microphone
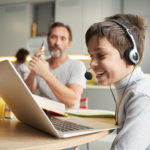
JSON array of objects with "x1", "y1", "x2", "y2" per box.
[{"x1": 85, "y1": 71, "x2": 92, "y2": 80}]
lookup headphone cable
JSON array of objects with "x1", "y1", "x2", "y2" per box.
[{"x1": 109, "y1": 67, "x2": 136, "y2": 125}]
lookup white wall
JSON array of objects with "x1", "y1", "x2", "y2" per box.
[
  {"x1": 123, "y1": 0, "x2": 150, "y2": 73},
  {"x1": 0, "y1": 3, "x2": 31, "y2": 56},
  {"x1": 55, "y1": 0, "x2": 121, "y2": 55},
  {"x1": 26, "y1": 0, "x2": 121, "y2": 56},
  {"x1": 0, "y1": 0, "x2": 53, "y2": 5},
  {"x1": 82, "y1": 87, "x2": 116, "y2": 111},
  {"x1": 55, "y1": 0, "x2": 83, "y2": 54}
]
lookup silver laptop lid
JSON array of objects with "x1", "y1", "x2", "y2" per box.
[{"x1": 0, "y1": 60, "x2": 59, "y2": 137}]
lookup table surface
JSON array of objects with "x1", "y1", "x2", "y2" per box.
[{"x1": 0, "y1": 118, "x2": 116, "y2": 150}]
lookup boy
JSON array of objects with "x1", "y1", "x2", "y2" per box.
[{"x1": 85, "y1": 14, "x2": 150, "y2": 149}]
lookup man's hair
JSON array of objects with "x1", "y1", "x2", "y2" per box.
[
  {"x1": 15, "y1": 48, "x2": 29, "y2": 63},
  {"x1": 47, "y1": 22, "x2": 72, "y2": 42},
  {"x1": 85, "y1": 14, "x2": 147, "y2": 64}
]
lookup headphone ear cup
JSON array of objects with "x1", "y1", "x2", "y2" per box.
[
  {"x1": 109, "y1": 19, "x2": 140, "y2": 65},
  {"x1": 124, "y1": 48, "x2": 134, "y2": 65}
]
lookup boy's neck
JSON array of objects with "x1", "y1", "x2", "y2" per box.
[{"x1": 114, "y1": 65, "x2": 136, "y2": 88}]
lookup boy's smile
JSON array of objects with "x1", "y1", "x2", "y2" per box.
[{"x1": 87, "y1": 36, "x2": 134, "y2": 85}]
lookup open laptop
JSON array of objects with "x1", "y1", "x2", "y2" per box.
[{"x1": 0, "y1": 60, "x2": 117, "y2": 138}]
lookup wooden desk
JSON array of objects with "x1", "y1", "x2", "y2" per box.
[{"x1": 0, "y1": 118, "x2": 116, "y2": 150}]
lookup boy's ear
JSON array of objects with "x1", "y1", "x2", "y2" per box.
[
  {"x1": 125, "y1": 59, "x2": 133, "y2": 67},
  {"x1": 123, "y1": 57, "x2": 130, "y2": 67}
]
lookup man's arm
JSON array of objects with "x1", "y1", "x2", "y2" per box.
[
  {"x1": 25, "y1": 48, "x2": 43, "y2": 93},
  {"x1": 28, "y1": 57, "x2": 85, "y2": 108},
  {"x1": 25, "y1": 71, "x2": 38, "y2": 93},
  {"x1": 44, "y1": 72, "x2": 83, "y2": 108}
]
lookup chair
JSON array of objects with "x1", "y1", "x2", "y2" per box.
[{"x1": 74, "y1": 97, "x2": 89, "y2": 150}]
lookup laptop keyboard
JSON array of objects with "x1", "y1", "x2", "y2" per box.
[{"x1": 49, "y1": 117, "x2": 92, "y2": 132}]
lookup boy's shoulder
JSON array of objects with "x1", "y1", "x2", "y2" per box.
[{"x1": 133, "y1": 73, "x2": 150, "y2": 97}]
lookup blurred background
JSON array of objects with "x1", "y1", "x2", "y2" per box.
[
  {"x1": 0, "y1": 0, "x2": 150, "y2": 149},
  {"x1": 0, "y1": 0, "x2": 149, "y2": 73}
]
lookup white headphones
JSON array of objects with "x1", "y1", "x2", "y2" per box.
[{"x1": 110, "y1": 19, "x2": 139, "y2": 65}]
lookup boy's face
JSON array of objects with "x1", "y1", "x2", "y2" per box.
[{"x1": 87, "y1": 36, "x2": 132, "y2": 85}]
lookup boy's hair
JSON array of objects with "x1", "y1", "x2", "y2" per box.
[
  {"x1": 47, "y1": 22, "x2": 72, "y2": 42},
  {"x1": 15, "y1": 48, "x2": 29, "y2": 63},
  {"x1": 85, "y1": 14, "x2": 147, "y2": 64}
]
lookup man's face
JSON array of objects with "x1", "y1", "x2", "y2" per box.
[
  {"x1": 47, "y1": 27, "x2": 71, "y2": 58},
  {"x1": 87, "y1": 36, "x2": 129, "y2": 85}
]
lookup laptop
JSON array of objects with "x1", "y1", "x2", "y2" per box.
[{"x1": 0, "y1": 60, "x2": 117, "y2": 138}]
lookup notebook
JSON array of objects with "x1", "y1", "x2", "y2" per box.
[
  {"x1": 0, "y1": 60, "x2": 118, "y2": 138},
  {"x1": 65, "y1": 109, "x2": 115, "y2": 118}
]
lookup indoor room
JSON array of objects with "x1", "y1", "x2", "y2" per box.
[{"x1": 0, "y1": 0, "x2": 150, "y2": 150}]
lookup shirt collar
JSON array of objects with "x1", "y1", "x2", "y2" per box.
[{"x1": 114, "y1": 67, "x2": 143, "y2": 90}]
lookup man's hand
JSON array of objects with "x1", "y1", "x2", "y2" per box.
[
  {"x1": 29, "y1": 56, "x2": 50, "y2": 78},
  {"x1": 34, "y1": 47, "x2": 45, "y2": 58}
]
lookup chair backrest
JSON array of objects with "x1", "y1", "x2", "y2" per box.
[{"x1": 80, "y1": 97, "x2": 88, "y2": 109}]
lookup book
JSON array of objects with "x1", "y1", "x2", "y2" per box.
[
  {"x1": 32, "y1": 94, "x2": 68, "y2": 117},
  {"x1": 32, "y1": 94, "x2": 115, "y2": 118},
  {"x1": 65, "y1": 109, "x2": 115, "y2": 118}
]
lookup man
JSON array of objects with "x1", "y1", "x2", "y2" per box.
[{"x1": 25, "y1": 22, "x2": 86, "y2": 108}]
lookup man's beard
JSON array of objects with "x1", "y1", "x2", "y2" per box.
[{"x1": 49, "y1": 45, "x2": 64, "y2": 58}]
